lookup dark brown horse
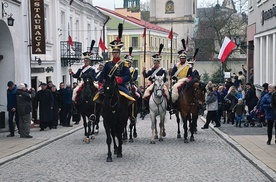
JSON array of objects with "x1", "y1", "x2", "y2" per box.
[
  {"x1": 175, "y1": 79, "x2": 206, "y2": 143},
  {"x1": 100, "y1": 75, "x2": 133, "y2": 162}
]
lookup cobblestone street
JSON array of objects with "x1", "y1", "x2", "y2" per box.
[{"x1": 0, "y1": 115, "x2": 271, "y2": 181}]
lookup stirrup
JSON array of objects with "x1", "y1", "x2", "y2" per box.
[{"x1": 169, "y1": 109, "x2": 176, "y2": 115}]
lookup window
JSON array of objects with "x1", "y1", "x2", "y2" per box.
[
  {"x1": 88, "y1": 24, "x2": 91, "y2": 44},
  {"x1": 61, "y1": 11, "x2": 66, "y2": 40},
  {"x1": 44, "y1": 5, "x2": 49, "y2": 42},
  {"x1": 132, "y1": 37, "x2": 138, "y2": 48},
  {"x1": 165, "y1": 1, "x2": 174, "y2": 14},
  {"x1": 76, "y1": 19, "x2": 79, "y2": 41}
]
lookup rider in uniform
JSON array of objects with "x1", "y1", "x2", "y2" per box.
[{"x1": 142, "y1": 44, "x2": 169, "y2": 103}]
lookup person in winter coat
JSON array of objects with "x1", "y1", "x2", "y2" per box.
[
  {"x1": 224, "y1": 86, "x2": 239, "y2": 124},
  {"x1": 34, "y1": 83, "x2": 54, "y2": 131},
  {"x1": 232, "y1": 98, "x2": 245, "y2": 127},
  {"x1": 260, "y1": 84, "x2": 275, "y2": 145},
  {"x1": 245, "y1": 83, "x2": 258, "y2": 113},
  {"x1": 202, "y1": 87, "x2": 221, "y2": 129},
  {"x1": 16, "y1": 83, "x2": 35, "y2": 138},
  {"x1": 6, "y1": 81, "x2": 18, "y2": 137}
]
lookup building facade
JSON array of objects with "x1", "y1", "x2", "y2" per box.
[
  {"x1": 0, "y1": 0, "x2": 108, "y2": 129},
  {"x1": 247, "y1": 0, "x2": 276, "y2": 85},
  {"x1": 149, "y1": 0, "x2": 197, "y2": 52}
]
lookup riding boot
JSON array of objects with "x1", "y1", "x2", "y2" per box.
[{"x1": 169, "y1": 102, "x2": 176, "y2": 115}]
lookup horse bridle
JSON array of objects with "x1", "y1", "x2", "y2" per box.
[
  {"x1": 104, "y1": 81, "x2": 119, "y2": 114},
  {"x1": 152, "y1": 80, "x2": 166, "y2": 113}
]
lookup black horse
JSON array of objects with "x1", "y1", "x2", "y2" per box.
[
  {"x1": 123, "y1": 84, "x2": 138, "y2": 143},
  {"x1": 77, "y1": 73, "x2": 101, "y2": 141},
  {"x1": 100, "y1": 75, "x2": 133, "y2": 162}
]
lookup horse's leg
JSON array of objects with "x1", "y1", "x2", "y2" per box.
[
  {"x1": 83, "y1": 115, "x2": 88, "y2": 137},
  {"x1": 88, "y1": 118, "x2": 92, "y2": 138},
  {"x1": 129, "y1": 121, "x2": 134, "y2": 143},
  {"x1": 133, "y1": 122, "x2": 137, "y2": 138},
  {"x1": 154, "y1": 117, "x2": 158, "y2": 139},
  {"x1": 176, "y1": 112, "x2": 181, "y2": 138},
  {"x1": 117, "y1": 125, "x2": 124, "y2": 158},
  {"x1": 183, "y1": 117, "x2": 189, "y2": 143},
  {"x1": 159, "y1": 114, "x2": 165, "y2": 141},
  {"x1": 122, "y1": 123, "x2": 128, "y2": 141},
  {"x1": 104, "y1": 122, "x2": 112, "y2": 162},
  {"x1": 150, "y1": 113, "x2": 156, "y2": 144},
  {"x1": 111, "y1": 129, "x2": 118, "y2": 155}
]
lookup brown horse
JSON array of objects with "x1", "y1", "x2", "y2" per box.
[{"x1": 175, "y1": 79, "x2": 206, "y2": 143}]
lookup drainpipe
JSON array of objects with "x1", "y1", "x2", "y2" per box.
[{"x1": 102, "y1": 16, "x2": 110, "y2": 53}]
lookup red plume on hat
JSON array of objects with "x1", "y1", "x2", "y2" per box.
[
  {"x1": 117, "y1": 23, "x2": 123, "y2": 42},
  {"x1": 158, "y1": 43, "x2": 164, "y2": 56},
  {"x1": 181, "y1": 39, "x2": 186, "y2": 51}
]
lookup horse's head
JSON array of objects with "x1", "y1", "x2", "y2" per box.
[
  {"x1": 153, "y1": 75, "x2": 165, "y2": 98},
  {"x1": 103, "y1": 75, "x2": 118, "y2": 100},
  {"x1": 194, "y1": 81, "x2": 206, "y2": 105}
]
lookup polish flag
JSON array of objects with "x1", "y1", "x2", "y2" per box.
[
  {"x1": 99, "y1": 37, "x2": 107, "y2": 51},
  {"x1": 168, "y1": 28, "x2": 173, "y2": 39},
  {"x1": 68, "y1": 35, "x2": 73, "y2": 46},
  {"x1": 218, "y1": 36, "x2": 236, "y2": 63},
  {"x1": 142, "y1": 27, "x2": 146, "y2": 38}
]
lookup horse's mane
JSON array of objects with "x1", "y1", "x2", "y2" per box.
[{"x1": 185, "y1": 79, "x2": 199, "y2": 91}]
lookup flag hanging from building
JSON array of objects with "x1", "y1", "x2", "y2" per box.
[
  {"x1": 142, "y1": 28, "x2": 146, "y2": 38},
  {"x1": 99, "y1": 37, "x2": 107, "y2": 51},
  {"x1": 68, "y1": 35, "x2": 73, "y2": 46},
  {"x1": 218, "y1": 36, "x2": 236, "y2": 63},
  {"x1": 168, "y1": 28, "x2": 173, "y2": 39}
]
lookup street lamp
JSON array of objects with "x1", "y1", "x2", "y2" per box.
[{"x1": 2, "y1": 2, "x2": 15, "y2": 26}]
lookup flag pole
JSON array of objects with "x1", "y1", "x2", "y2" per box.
[
  {"x1": 169, "y1": 21, "x2": 173, "y2": 118},
  {"x1": 142, "y1": 27, "x2": 146, "y2": 120},
  {"x1": 68, "y1": 23, "x2": 73, "y2": 87}
]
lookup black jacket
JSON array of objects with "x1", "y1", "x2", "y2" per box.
[{"x1": 16, "y1": 89, "x2": 35, "y2": 116}]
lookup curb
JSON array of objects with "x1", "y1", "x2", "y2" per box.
[
  {"x1": 0, "y1": 125, "x2": 83, "y2": 166},
  {"x1": 200, "y1": 116, "x2": 276, "y2": 182}
]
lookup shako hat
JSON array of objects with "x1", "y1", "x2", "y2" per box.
[
  {"x1": 124, "y1": 47, "x2": 133, "y2": 63},
  {"x1": 83, "y1": 40, "x2": 96, "y2": 60},
  {"x1": 152, "y1": 43, "x2": 164, "y2": 62},
  {"x1": 110, "y1": 23, "x2": 124, "y2": 53}
]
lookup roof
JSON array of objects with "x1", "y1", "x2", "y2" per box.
[{"x1": 96, "y1": 6, "x2": 174, "y2": 35}]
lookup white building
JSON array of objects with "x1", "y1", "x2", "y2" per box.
[
  {"x1": 247, "y1": 0, "x2": 276, "y2": 85},
  {"x1": 0, "y1": 0, "x2": 108, "y2": 129}
]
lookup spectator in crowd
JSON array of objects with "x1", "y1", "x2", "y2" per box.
[
  {"x1": 225, "y1": 78, "x2": 234, "y2": 90},
  {"x1": 58, "y1": 82, "x2": 65, "y2": 125},
  {"x1": 237, "y1": 87, "x2": 244, "y2": 99},
  {"x1": 16, "y1": 83, "x2": 35, "y2": 138},
  {"x1": 260, "y1": 84, "x2": 275, "y2": 145},
  {"x1": 233, "y1": 75, "x2": 241, "y2": 89},
  {"x1": 238, "y1": 71, "x2": 245, "y2": 85},
  {"x1": 202, "y1": 87, "x2": 220, "y2": 129},
  {"x1": 224, "y1": 86, "x2": 239, "y2": 124},
  {"x1": 232, "y1": 98, "x2": 246, "y2": 127},
  {"x1": 245, "y1": 83, "x2": 259, "y2": 113},
  {"x1": 34, "y1": 83, "x2": 54, "y2": 131},
  {"x1": 60, "y1": 83, "x2": 73, "y2": 127},
  {"x1": 6, "y1": 81, "x2": 18, "y2": 137},
  {"x1": 205, "y1": 81, "x2": 213, "y2": 93},
  {"x1": 248, "y1": 68, "x2": 254, "y2": 84},
  {"x1": 47, "y1": 81, "x2": 53, "y2": 90},
  {"x1": 51, "y1": 85, "x2": 60, "y2": 129},
  {"x1": 218, "y1": 85, "x2": 227, "y2": 123}
]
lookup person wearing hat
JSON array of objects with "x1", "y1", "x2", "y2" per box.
[
  {"x1": 69, "y1": 52, "x2": 96, "y2": 81},
  {"x1": 97, "y1": 23, "x2": 132, "y2": 96},
  {"x1": 16, "y1": 83, "x2": 35, "y2": 138},
  {"x1": 187, "y1": 58, "x2": 200, "y2": 80},
  {"x1": 6, "y1": 81, "x2": 18, "y2": 137},
  {"x1": 95, "y1": 63, "x2": 104, "y2": 81},
  {"x1": 34, "y1": 82, "x2": 54, "y2": 131},
  {"x1": 142, "y1": 44, "x2": 168, "y2": 101}
]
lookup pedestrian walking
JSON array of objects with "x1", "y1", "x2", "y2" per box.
[
  {"x1": 16, "y1": 83, "x2": 35, "y2": 138},
  {"x1": 51, "y1": 85, "x2": 60, "y2": 129},
  {"x1": 260, "y1": 84, "x2": 276, "y2": 145},
  {"x1": 202, "y1": 87, "x2": 221, "y2": 129},
  {"x1": 34, "y1": 83, "x2": 54, "y2": 131},
  {"x1": 6, "y1": 81, "x2": 18, "y2": 137}
]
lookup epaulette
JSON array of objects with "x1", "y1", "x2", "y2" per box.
[
  {"x1": 124, "y1": 61, "x2": 130, "y2": 67},
  {"x1": 135, "y1": 67, "x2": 138, "y2": 70},
  {"x1": 162, "y1": 68, "x2": 166, "y2": 71},
  {"x1": 105, "y1": 60, "x2": 111, "y2": 63}
]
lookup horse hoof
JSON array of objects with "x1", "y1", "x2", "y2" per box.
[
  {"x1": 184, "y1": 139, "x2": 189, "y2": 143},
  {"x1": 150, "y1": 141, "x2": 156, "y2": 144},
  {"x1": 91, "y1": 135, "x2": 95, "y2": 140},
  {"x1": 106, "y1": 157, "x2": 113, "y2": 162},
  {"x1": 190, "y1": 137, "x2": 194, "y2": 142},
  {"x1": 114, "y1": 149, "x2": 118, "y2": 155},
  {"x1": 159, "y1": 138, "x2": 163, "y2": 142},
  {"x1": 117, "y1": 153, "x2": 123, "y2": 158},
  {"x1": 177, "y1": 134, "x2": 181, "y2": 138},
  {"x1": 133, "y1": 133, "x2": 137, "y2": 138},
  {"x1": 129, "y1": 138, "x2": 134, "y2": 143},
  {"x1": 83, "y1": 138, "x2": 90, "y2": 143},
  {"x1": 154, "y1": 135, "x2": 158, "y2": 139},
  {"x1": 162, "y1": 132, "x2": 166, "y2": 137}
]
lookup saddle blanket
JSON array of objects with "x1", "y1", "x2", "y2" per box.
[
  {"x1": 171, "y1": 77, "x2": 190, "y2": 103},
  {"x1": 72, "y1": 81, "x2": 98, "y2": 103},
  {"x1": 142, "y1": 84, "x2": 169, "y2": 101}
]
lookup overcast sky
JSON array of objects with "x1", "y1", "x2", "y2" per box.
[{"x1": 92, "y1": 0, "x2": 223, "y2": 9}]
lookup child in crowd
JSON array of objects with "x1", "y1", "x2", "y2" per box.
[{"x1": 232, "y1": 98, "x2": 246, "y2": 127}]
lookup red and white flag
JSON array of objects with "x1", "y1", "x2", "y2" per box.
[
  {"x1": 168, "y1": 28, "x2": 173, "y2": 39},
  {"x1": 142, "y1": 27, "x2": 146, "y2": 38},
  {"x1": 68, "y1": 35, "x2": 73, "y2": 46},
  {"x1": 218, "y1": 36, "x2": 236, "y2": 63},
  {"x1": 99, "y1": 37, "x2": 107, "y2": 51}
]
